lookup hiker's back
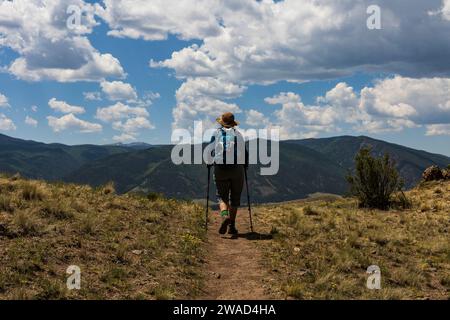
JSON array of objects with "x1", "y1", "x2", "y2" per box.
[{"x1": 212, "y1": 127, "x2": 246, "y2": 166}]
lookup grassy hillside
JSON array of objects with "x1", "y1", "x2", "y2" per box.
[
  {"x1": 0, "y1": 174, "x2": 205, "y2": 300},
  {"x1": 253, "y1": 180, "x2": 450, "y2": 299},
  {"x1": 0, "y1": 172, "x2": 448, "y2": 300}
]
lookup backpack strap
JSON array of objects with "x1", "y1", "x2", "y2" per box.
[
  {"x1": 220, "y1": 128, "x2": 227, "y2": 164},
  {"x1": 233, "y1": 128, "x2": 238, "y2": 164}
]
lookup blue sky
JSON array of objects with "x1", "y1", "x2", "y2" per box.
[
  {"x1": 0, "y1": 0, "x2": 449, "y2": 156},
  {"x1": 0, "y1": 29, "x2": 189, "y2": 145}
]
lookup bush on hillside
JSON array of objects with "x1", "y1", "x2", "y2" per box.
[
  {"x1": 443, "y1": 168, "x2": 450, "y2": 180},
  {"x1": 422, "y1": 165, "x2": 443, "y2": 181},
  {"x1": 347, "y1": 147, "x2": 405, "y2": 210},
  {"x1": 147, "y1": 192, "x2": 163, "y2": 202},
  {"x1": 445, "y1": 165, "x2": 450, "y2": 180}
]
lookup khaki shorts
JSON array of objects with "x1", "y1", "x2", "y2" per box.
[{"x1": 214, "y1": 165, "x2": 245, "y2": 207}]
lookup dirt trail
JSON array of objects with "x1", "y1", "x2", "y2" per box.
[{"x1": 198, "y1": 211, "x2": 273, "y2": 300}]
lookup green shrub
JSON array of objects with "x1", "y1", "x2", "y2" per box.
[
  {"x1": 147, "y1": 192, "x2": 163, "y2": 202},
  {"x1": 347, "y1": 147, "x2": 405, "y2": 210}
]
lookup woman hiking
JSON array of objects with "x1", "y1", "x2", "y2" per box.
[{"x1": 209, "y1": 112, "x2": 248, "y2": 235}]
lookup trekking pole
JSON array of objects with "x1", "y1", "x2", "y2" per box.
[
  {"x1": 205, "y1": 165, "x2": 211, "y2": 230},
  {"x1": 244, "y1": 167, "x2": 254, "y2": 233}
]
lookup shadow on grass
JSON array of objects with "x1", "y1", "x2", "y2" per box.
[{"x1": 227, "y1": 232, "x2": 273, "y2": 241}]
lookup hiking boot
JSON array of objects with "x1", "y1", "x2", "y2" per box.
[
  {"x1": 219, "y1": 218, "x2": 231, "y2": 234},
  {"x1": 228, "y1": 224, "x2": 238, "y2": 235}
]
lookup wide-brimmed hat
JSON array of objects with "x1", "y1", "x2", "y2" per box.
[{"x1": 216, "y1": 112, "x2": 239, "y2": 128}]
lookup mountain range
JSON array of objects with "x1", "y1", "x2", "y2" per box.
[{"x1": 0, "y1": 133, "x2": 448, "y2": 203}]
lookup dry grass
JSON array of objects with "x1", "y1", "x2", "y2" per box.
[
  {"x1": 11, "y1": 209, "x2": 42, "y2": 236},
  {"x1": 0, "y1": 175, "x2": 206, "y2": 300},
  {"x1": 20, "y1": 181, "x2": 46, "y2": 201},
  {"x1": 0, "y1": 194, "x2": 14, "y2": 213},
  {"x1": 101, "y1": 181, "x2": 116, "y2": 195},
  {"x1": 254, "y1": 180, "x2": 450, "y2": 300}
]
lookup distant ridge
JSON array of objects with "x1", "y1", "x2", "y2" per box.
[
  {"x1": 107, "y1": 142, "x2": 153, "y2": 150},
  {"x1": 0, "y1": 133, "x2": 130, "y2": 180},
  {"x1": 0, "y1": 133, "x2": 448, "y2": 203}
]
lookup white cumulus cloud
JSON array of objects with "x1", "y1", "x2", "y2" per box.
[
  {"x1": 0, "y1": 114, "x2": 16, "y2": 131},
  {"x1": 96, "y1": 102, "x2": 149, "y2": 122},
  {"x1": 0, "y1": 93, "x2": 9, "y2": 108},
  {"x1": 25, "y1": 116, "x2": 38, "y2": 127},
  {"x1": 151, "y1": 0, "x2": 450, "y2": 84},
  {"x1": 83, "y1": 91, "x2": 102, "y2": 101},
  {"x1": 47, "y1": 114, "x2": 102, "y2": 133},
  {"x1": 245, "y1": 109, "x2": 269, "y2": 128},
  {"x1": 96, "y1": 102, "x2": 153, "y2": 141},
  {"x1": 360, "y1": 76, "x2": 450, "y2": 125},
  {"x1": 0, "y1": 0, "x2": 125, "y2": 82},
  {"x1": 173, "y1": 77, "x2": 242, "y2": 132},
  {"x1": 96, "y1": 0, "x2": 222, "y2": 41},
  {"x1": 113, "y1": 132, "x2": 137, "y2": 143},
  {"x1": 112, "y1": 116, "x2": 154, "y2": 132},
  {"x1": 49, "y1": 98, "x2": 85, "y2": 114},
  {"x1": 267, "y1": 76, "x2": 450, "y2": 138},
  {"x1": 267, "y1": 92, "x2": 338, "y2": 139},
  {"x1": 137, "y1": 1, "x2": 450, "y2": 133},
  {"x1": 426, "y1": 124, "x2": 450, "y2": 136},
  {"x1": 100, "y1": 81, "x2": 138, "y2": 101},
  {"x1": 432, "y1": 0, "x2": 450, "y2": 20}
]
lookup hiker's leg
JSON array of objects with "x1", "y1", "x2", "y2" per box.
[
  {"x1": 229, "y1": 207, "x2": 238, "y2": 223},
  {"x1": 214, "y1": 166, "x2": 231, "y2": 213},
  {"x1": 214, "y1": 166, "x2": 233, "y2": 234},
  {"x1": 229, "y1": 165, "x2": 245, "y2": 227},
  {"x1": 219, "y1": 200, "x2": 229, "y2": 212}
]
